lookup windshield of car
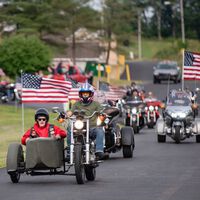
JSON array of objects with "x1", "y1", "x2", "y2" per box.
[
  {"x1": 167, "y1": 96, "x2": 191, "y2": 106},
  {"x1": 157, "y1": 63, "x2": 177, "y2": 70}
]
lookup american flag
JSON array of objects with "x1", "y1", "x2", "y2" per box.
[
  {"x1": 99, "y1": 81, "x2": 126, "y2": 101},
  {"x1": 22, "y1": 73, "x2": 72, "y2": 103},
  {"x1": 183, "y1": 50, "x2": 200, "y2": 80},
  {"x1": 68, "y1": 78, "x2": 80, "y2": 100}
]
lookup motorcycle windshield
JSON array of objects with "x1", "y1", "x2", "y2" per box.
[{"x1": 125, "y1": 101, "x2": 145, "y2": 108}]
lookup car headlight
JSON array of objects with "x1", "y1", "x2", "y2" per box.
[
  {"x1": 132, "y1": 108, "x2": 137, "y2": 114},
  {"x1": 74, "y1": 120, "x2": 84, "y2": 130},
  {"x1": 171, "y1": 72, "x2": 177, "y2": 75},
  {"x1": 149, "y1": 105, "x2": 154, "y2": 111},
  {"x1": 154, "y1": 72, "x2": 159, "y2": 76}
]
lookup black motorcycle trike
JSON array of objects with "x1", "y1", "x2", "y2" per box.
[{"x1": 99, "y1": 104, "x2": 135, "y2": 158}]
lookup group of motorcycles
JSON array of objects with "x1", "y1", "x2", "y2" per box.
[
  {"x1": 0, "y1": 82, "x2": 21, "y2": 104},
  {"x1": 117, "y1": 95, "x2": 162, "y2": 134},
  {"x1": 6, "y1": 85, "x2": 200, "y2": 185},
  {"x1": 6, "y1": 97, "x2": 135, "y2": 185}
]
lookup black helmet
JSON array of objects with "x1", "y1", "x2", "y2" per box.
[{"x1": 35, "y1": 108, "x2": 49, "y2": 122}]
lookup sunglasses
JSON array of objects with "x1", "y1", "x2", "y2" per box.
[{"x1": 37, "y1": 118, "x2": 47, "y2": 122}]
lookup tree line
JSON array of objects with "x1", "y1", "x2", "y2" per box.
[{"x1": 0, "y1": 0, "x2": 199, "y2": 78}]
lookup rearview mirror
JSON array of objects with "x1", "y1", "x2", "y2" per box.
[{"x1": 52, "y1": 107, "x2": 60, "y2": 113}]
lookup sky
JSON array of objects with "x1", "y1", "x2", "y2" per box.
[{"x1": 88, "y1": 0, "x2": 103, "y2": 11}]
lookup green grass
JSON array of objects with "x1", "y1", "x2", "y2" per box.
[
  {"x1": 117, "y1": 37, "x2": 200, "y2": 61},
  {"x1": 0, "y1": 105, "x2": 63, "y2": 168}
]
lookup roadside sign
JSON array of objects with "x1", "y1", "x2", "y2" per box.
[
  {"x1": 118, "y1": 55, "x2": 125, "y2": 65},
  {"x1": 106, "y1": 65, "x2": 111, "y2": 74}
]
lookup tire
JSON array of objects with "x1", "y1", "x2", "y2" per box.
[
  {"x1": 85, "y1": 165, "x2": 96, "y2": 181},
  {"x1": 74, "y1": 143, "x2": 85, "y2": 184},
  {"x1": 153, "y1": 77, "x2": 157, "y2": 84},
  {"x1": 10, "y1": 172, "x2": 21, "y2": 183},
  {"x1": 133, "y1": 125, "x2": 139, "y2": 134},
  {"x1": 196, "y1": 135, "x2": 200, "y2": 143},
  {"x1": 174, "y1": 79, "x2": 178, "y2": 84},
  {"x1": 6, "y1": 143, "x2": 24, "y2": 183},
  {"x1": 123, "y1": 145, "x2": 133, "y2": 158},
  {"x1": 125, "y1": 117, "x2": 130, "y2": 126},
  {"x1": 147, "y1": 121, "x2": 154, "y2": 129},
  {"x1": 157, "y1": 135, "x2": 166, "y2": 143},
  {"x1": 174, "y1": 126, "x2": 181, "y2": 144}
]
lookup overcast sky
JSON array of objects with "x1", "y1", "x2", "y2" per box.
[{"x1": 89, "y1": 0, "x2": 103, "y2": 11}]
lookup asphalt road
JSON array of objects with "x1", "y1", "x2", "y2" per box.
[{"x1": 1, "y1": 61, "x2": 200, "y2": 200}]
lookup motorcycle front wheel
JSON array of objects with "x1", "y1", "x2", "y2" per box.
[
  {"x1": 174, "y1": 126, "x2": 181, "y2": 144},
  {"x1": 74, "y1": 143, "x2": 86, "y2": 184}
]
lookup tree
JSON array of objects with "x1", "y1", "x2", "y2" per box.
[
  {"x1": 51, "y1": 0, "x2": 100, "y2": 64},
  {"x1": 0, "y1": 35, "x2": 52, "y2": 78}
]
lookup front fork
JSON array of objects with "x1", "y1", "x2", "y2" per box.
[
  {"x1": 147, "y1": 111, "x2": 156, "y2": 123},
  {"x1": 70, "y1": 120, "x2": 90, "y2": 165},
  {"x1": 130, "y1": 113, "x2": 140, "y2": 126}
]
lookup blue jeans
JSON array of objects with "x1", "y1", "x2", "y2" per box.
[
  {"x1": 90, "y1": 127, "x2": 104, "y2": 153},
  {"x1": 66, "y1": 126, "x2": 104, "y2": 153}
]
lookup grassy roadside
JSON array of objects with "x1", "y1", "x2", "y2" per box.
[{"x1": 0, "y1": 104, "x2": 63, "y2": 168}]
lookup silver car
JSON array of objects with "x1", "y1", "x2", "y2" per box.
[{"x1": 153, "y1": 61, "x2": 181, "y2": 84}]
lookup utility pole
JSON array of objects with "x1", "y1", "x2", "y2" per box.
[
  {"x1": 137, "y1": 10, "x2": 142, "y2": 60},
  {"x1": 180, "y1": 0, "x2": 185, "y2": 43}
]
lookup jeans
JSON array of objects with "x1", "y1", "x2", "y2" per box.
[
  {"x1": 90, "y1": 127, "x2": 104, "y2": 153},
  {"x1": 66, "y1": 125, "x2": 104, "y2": 153}
]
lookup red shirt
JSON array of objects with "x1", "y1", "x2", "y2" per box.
[{"x1": 21, "y1": 123, "x2": 67, "y2": 145}]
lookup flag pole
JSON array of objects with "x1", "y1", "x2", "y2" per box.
[
  {"x1": 182, "y1": 48, "x2": 185, "y2": 90},
  {"x1": 21, "y1": 70, "x2": 24, "y2": 134}
]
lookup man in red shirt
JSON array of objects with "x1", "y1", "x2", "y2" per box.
[{"x1": 21, "y1": 108, "x2": 66, "y2": 145}]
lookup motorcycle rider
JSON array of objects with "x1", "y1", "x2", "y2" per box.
[
  {"x1": 66, "y1": 82, "x2": 105, "y2": 160},
  {"x1": 126, "y1": 89, "x2": 142, "y2": 102},
  {"x1": 21, "y1": 108, "x2": 67, "y2": 145}
]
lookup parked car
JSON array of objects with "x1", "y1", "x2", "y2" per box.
[
  {"x1": 153, "y1": 61, "x2": 181, "y2": 84},
  {"x1": 66, "y1": 65, "x2": 88, "y2": 83}
]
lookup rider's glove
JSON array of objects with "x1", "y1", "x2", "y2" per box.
[{"x1": 59, "y1": 111, "x2": 66, "y2": 119}]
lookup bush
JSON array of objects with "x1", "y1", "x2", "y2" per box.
[{"x1": 0, "y1": 35, "x2": 52, "y2": 78}]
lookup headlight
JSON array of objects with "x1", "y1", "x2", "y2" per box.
[
  {"x1": 74, "y1": 120, "x2": 84, "y2": 130},
  {"x1": 149, "y1": 105, "x2": 154, "y2": 111},
  {"x1": 154, "y1": 72, "x2": 159, "y2": 76},
  {"x1": 171, "y1": 112, "x2": 186, "y2": 118},
  {"x1": 132, "y1": 108, "x2": 137, "y2": 114},
  {"x1": 171, "y1": 72, "x2": 177, "y2": 75},
  {"x1": 104, "y1": 118, "x2": 110, "y2": 124}
]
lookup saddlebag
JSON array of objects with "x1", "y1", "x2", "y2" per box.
[
  {"x1": 156, "y1": 118, "x2": 165, "y2": 135},
  {"x1": 193, "y1": 119, "x2": 200, "y2": 134}
]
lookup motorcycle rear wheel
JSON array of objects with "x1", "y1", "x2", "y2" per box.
[{"x1": 85, "y1": 165, "x2": 96, "y2": 181}]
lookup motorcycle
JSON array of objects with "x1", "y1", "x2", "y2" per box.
[
  {"x1": 0, "y1": 83, "x2": 16, "y2": 103},
  {"x1": 54, "y1": 108, "x2": 102, "y2": 184},
  {"x1": 97, "y1": 105, "x2": 135, "y2": 158},
  {"x1": 124, "y1": 100, "x2": 146, "y2": 133},
  {"x1": 156, "y1": 90, "x2": 200, "y2": 143},
  {"x1": 144, "y1": 97, "x2": 161, "y2": 128},
  {"x1": 6, "y1": 108, "x2": 102, "y2": 185}
]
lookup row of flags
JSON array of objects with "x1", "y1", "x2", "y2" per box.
[
  {"x1": 183, "y1": 50, "x2": 200, "y2": 80},
  {"x1": 18, "y1": 73, "x2": 125, "y2": 103},
  {"x1": 16, "y1": 50, "x2": 199, "y2": 104}
]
